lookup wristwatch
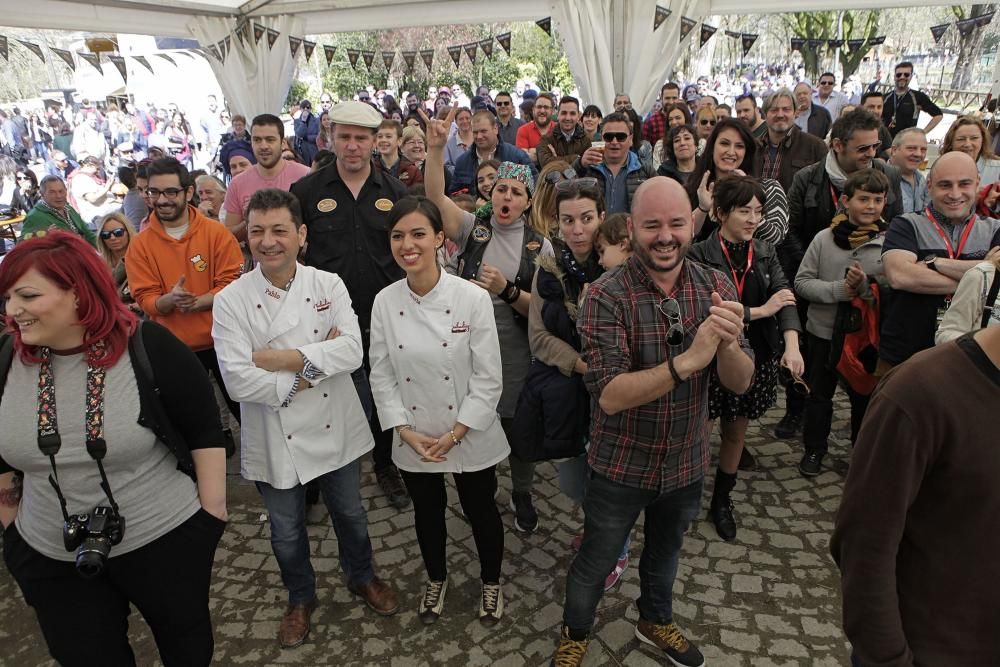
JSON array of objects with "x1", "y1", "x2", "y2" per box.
[{"x1": 922, "y1": 254, "x2": 939, "y2": 273}]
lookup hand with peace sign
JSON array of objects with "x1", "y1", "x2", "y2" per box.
[{"x1": 416, "y1": 104, "x2": 457, "y2": 150}]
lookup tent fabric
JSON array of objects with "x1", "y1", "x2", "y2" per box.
[{"x1": 188, "y1": 15, "x2": 301, "y2": 120}]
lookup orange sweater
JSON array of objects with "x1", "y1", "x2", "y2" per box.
[{"x1": 126, "y1": 206, "x2": 242, "y2": 351}]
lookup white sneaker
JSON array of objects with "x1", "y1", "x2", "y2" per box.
[
  {"x1": 478, "y1": 582, "x2": 503, "y2": 627},
  {"x1": 419, "y1": 579, "x2": 447, "y2": 625}
]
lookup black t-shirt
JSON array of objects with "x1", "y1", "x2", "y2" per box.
[
  {"x1": 882, "y1": 89, "x2": 942, "y2": 137},
  {"x1": 290, "y1": 160, "x2": 408, "y2": 334}
]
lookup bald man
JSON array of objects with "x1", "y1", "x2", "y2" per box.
[
  {"x1": 880, "y1": 151, "x2": 1000, "y2": 370},
  {"x1": 550, "y1": 178, "x2": 754, "y2": 667}
]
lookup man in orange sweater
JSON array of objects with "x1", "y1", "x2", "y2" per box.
[{"x1": 127, "y1": 157, "x2": 244, "y2": 425}]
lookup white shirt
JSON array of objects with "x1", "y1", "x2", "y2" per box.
[
  {"x1": 369, "y1": 271, "x2": 509, "y2": 473},
  {"x1": 812, "y1": 90, "x2": 849, "y2": 122},
  {"x1": 212, "y1": 264, "x2": 373, "y2": 488}
]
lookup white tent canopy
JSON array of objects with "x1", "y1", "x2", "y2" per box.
[{"x1": 0, "y1": 0, "x2": 949, "y2": 116}]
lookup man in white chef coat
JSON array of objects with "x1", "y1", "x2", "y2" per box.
[{"x1": 212, "y1": 188, "x2": 400, "y2": 649}]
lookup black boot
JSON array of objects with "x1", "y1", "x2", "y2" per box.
[{"x1": 710, "y1": 468, "x2": 738, "y2": 542}]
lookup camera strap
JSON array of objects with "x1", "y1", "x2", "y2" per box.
[{"x1": 36, "y1": 346, "x2": 121, "y2": 523}]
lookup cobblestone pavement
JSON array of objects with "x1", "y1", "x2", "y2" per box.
[{"x1": 0, "y1": 399, "x2": 855, "y2": 666}]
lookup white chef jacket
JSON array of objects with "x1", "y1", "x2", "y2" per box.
[
  {"x1": 212, "y1": 264, "x2": 374, "y2": 488},
  {"x1": 369, "y1": 271, "x2": 509, "y2": 473}
]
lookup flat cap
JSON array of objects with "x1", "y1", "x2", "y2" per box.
[{"x1": 328, "y1": 100, "x2": 383, "y2": 128}]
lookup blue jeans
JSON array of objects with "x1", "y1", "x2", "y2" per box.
[
  {"x1": 559, "y1": 454, "x2": 631, "y2": 560},
  {"x1": 563, "y1": 473, "x2": 703, "y2": 634},
  {"x1": 256, "y1": 458, "x2": 375, "y2": 605}
]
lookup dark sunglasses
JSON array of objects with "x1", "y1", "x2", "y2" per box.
[
  {"x1": 100, "y1": 228, "x2": 127, "y2": 240},
  {"x1": 819, "y1": 81, "x2": 834, "y2": 85},
  {"x1": 658, "y1": 298, "x2": 685, "y2": 347},
  {"x1": 854, "y1": 141, "x2": 881, "y2": 154},
  {"x1": 895, "y1": 72, "x2": 911, "y2": 78},
  {"x1": 779, "y1": 366, "x2": 810, "y2": 396},
  {"x1": 496, "y1": 100, "x2": 512, "y2": 106},
  {"x1": 699, "y1": 119, "x2": 716, "y2": 126},
  {"x1": 603, "y1": 132, "x2": 629, "y2": 143},
  {"x1": 544, "y1": 167, "x2": 578, "y2": 185}
]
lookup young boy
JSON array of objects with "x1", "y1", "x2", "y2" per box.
[
  {"x1": 594, "y1": 213, "x2": 632, "y2": 270},
  {"x1": 794, "y1": 169, "x2": 889, "y2": 477},
  {"x1": 375, "y1": 119, "x2": 422, "y2": 187}
]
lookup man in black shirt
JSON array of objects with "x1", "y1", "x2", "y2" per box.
[
  {"x1": 291, "y1": 101, "x2": 412, "y2": 510},
  {"x1": 882, "y1": 61, "x2": 943, "y2": 138}
]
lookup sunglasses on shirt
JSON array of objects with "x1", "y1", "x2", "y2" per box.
[
  {"x1": 100, "y1": 228, "x2": 127, "y2": 240},
  {"x1": 659, "y1": 298, "x2": 685, "y2": 347}
]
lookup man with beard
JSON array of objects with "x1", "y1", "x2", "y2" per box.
[
  {"x1": 516, "y1": 92, "x2": 555, "y2": 166},
  {"x1": 126, "y1": 157, "x2": 244, "y2": 426},
  {"x1": 451, "y1": 110, "x2": 534, "y2": 196},
  {"x1": 291, "y1": 101, "x2": 413, "y2": 512},
  {"x1": 550, "y1": 177, "x2": 754, "y2": 667},
  {"x1": 537, "y1": 96, "x2": 592, "y2": 168},
  {"x1": 754, "y1": 88, "x2": 827, "y2": 192},
  {"x1": 495, "y1": 91, "x2": 524, "y2": 146},
  {"x1": 734, "y1": 94, "x2": 767, "y2": 141},
  {"x1": 403, "y1": 92, "x2": 426, "y2": 122}
]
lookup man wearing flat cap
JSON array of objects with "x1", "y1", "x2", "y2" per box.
[{"x1": 291, "y1": 101, "x2": 413, "y2": 511}]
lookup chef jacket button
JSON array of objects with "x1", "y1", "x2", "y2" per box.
[
  {"x1": 314, "y1": 329, "x2": 319, "y2": 334},
  {"x1": 399, "y1": 311, "x2": 404, "y2": 316},
  {"x1": 405, "y1": 377, "x2": 411, "y2": 382},
  {"x1": 306, "y1": 298, "x2": 311, "y2": 302},
  {"x1": 326, "y1": 424, "x2": 331, "y2": 429},
  {"x1": 398, "y1": 344, "x2": 403, "y2": 349},
  {"x1": 446, "y1": 309, "x2": 451, "y2": 314},
  {"x1": 442, "y1": 342, "x2": 447, "y2": 347},
  {"x1": 323, "y1": 393, "x2": 328, "y2": 398},
  {"x1": 287, "y1": 435, "x2": 292, "y2": 440},
  {"x1": 411, "y1": 406, "x2": 417, "y2": 410},
  {"x1": 444, "y1": 375, "x2": 449, "y2": 380},
  {"x1": 448, "y1": 405, "x2": 453, "y2": 410},
  {"x1": 256, "y1": 304, "x2": 262, "y2": 309}
]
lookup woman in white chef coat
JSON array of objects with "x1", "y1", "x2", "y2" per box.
[{"x1": 369, "y1": 196, "x2": 509, "y2": 628}]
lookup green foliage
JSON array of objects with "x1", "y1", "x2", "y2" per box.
[
  {"x1": 285, "y1": 80, "x2": 310, "y2": 109},
  {"x1": 782, "y1": 10, "x2": 880, "y2": 80}
]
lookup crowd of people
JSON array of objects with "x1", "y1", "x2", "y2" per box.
[{"x1": 0, "y1": 56, "x2": 998, "y2": 667}]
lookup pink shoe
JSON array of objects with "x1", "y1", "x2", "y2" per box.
[
  {"x1": 571, "y1": 533, "x2": 583, "y2": 552},
  {"x1": 604, "y1": 554, "x2": 629, "y2": 591}
]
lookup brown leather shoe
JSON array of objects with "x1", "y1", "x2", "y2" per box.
[
  {"x1": 278, "y1": 598, "x2": 317, "y2": 649},
  {"x1": 348, "y1": 577, "x2": 400, "y2": 616}
]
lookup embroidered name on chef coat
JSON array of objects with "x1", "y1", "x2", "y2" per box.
[
  {"x1": 451, "y1": 321, "x2": 470, "y2": 333},
  {"x1": 314, "y1": 298, "x2": 331, "y2": 312}
]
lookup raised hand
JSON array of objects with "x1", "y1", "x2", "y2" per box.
[{"x1": 417, "y1": 104, "x2": 457, "y2": 150}]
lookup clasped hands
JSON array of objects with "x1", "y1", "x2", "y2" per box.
[
  {"x1": 399, "y1": 428, "x2": 457, "y2": 463},
  {"x1": 683, "y1": 292, "x2": 746, "y2": 370}
]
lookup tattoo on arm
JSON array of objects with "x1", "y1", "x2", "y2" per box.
[{"x1": 0, "y1": 472, "x2": 23, "y2": 507}]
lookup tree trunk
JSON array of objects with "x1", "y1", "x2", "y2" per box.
[{"x1": 951, "y1": 4, "x2": 997, "y2": 90}]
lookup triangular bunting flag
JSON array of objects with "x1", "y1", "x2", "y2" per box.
[
  {"x1": 347, "y1": 48, "x2": 360, "y2": 69},
  {"x1": 51, "y1": 47, "x2": 75, "y2": 71},
  {"x1": 177, "y1": 51, "x2": 197, "y2": 59},
  {"x1": 868, "y1": 36, "x2": 885, "y2": 46},
  {"x1": 403, "y1": 50, "x2": 418, "y2": 72},
  {"x1": 447, "y1": 45, "x2": 462, "y2": 67},
  {"x1": 289, "y1": 36, "x2": 302, "y2": 58},
  {"x1": 790, "y1": 38, "x2": 805, "y2": 52},
  {"x1": 253, "y1": 23, "x2": 266, "y2": 45},
  {"x1": 133, "y1": 55, "x2": 154, "y2": 74},
  {"x1": 741, "y1": 33, "x2": 758, "y2": 57},
  {"x1": 208, "y1": 44, "x2": 222, "y2": 61},
  {"x1": 536, "y1": 17, "x2": 552, "y2": 36},
  {"x1": 700, "y1": 24, "x2": 718, "y2": 48},
  {"x1": 234, "y1": 20, "x2": 246, "y2": 45},
  {"x1": 224, "y1": 35, "x2": 231, "y2": 55},
  {"x1": 679, "y1": 17, "x2": 697, "y2": 42},
  {"x1": 18, "y1": 40, "x2": 45, "y2": 63},
  {"x1": 361, "y1": 50, "x2": 376, "y2": 69},
  {"x1": 155, "y1": 53, "x2": 176, "y2": 67},
  {"x1": 324, "y1": 45, "x2": 337, "y2": 67},
  {"x1": 303, "y1": 40, "x2": 316, "y2": 62},
  {"x1": 0, "y1": 36, "x2": 7, "y2": 62},
  {"x1": 79, "y1": 51, "x2": 102, "y2": 73},
  {"x1": 418, "y1": 48, "x2": 433, "y2": 70},
  {"x1": 725, "y1": 30, "x2": 741, "y2": 39},
  {"x1": 266, "y1": 28, "x2": 280, "y2": 50},
  {"x1": 463, "y1": 43, "x2": 478, "y2": 65},
  {"x1": 847, "y1": 38, "x2": 865, "y2": 49},
  {"x1": 930, "y1": 23, "x2": 950, "y2": 43},
  {"x1": 240, "y1": 21, "x2": 252, "y2": 45},
  {"x1": 107, "y1": 54, "x2": 128, "y2": 82},
  {"x1": 654, "y1": 5, "x2": 672, "y2": 31},
  {"x1": 479, "y1": 38, "x2": 494, "y2": 59},
  {"x1": 381, "y1": 50, "x2": 395, "y2": 70},
  {"x1": 497, "y1": 32, "x2": 512, "y2": 56},
  {"x1": 828, "y1": 39, "x2": 844, "y2": 48},
  {"x1": 217, "y1": 40, "x2": 227, "y2": 62},
  {"x1": 958, "y1": 17, "x2": 978, "y2": 36},
  {"x1": 976, "y1": 11, "x2": 995, "y2": 27},
  {"x1": 806, "y1": 38, "x2": 823, "y2": 49}
]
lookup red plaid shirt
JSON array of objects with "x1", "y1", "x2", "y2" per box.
[
  {"x1": 580, "y1": 256, "x2": 753, "y2": 492},
  {"x1": 643, "y1": 111, "x2": 668, "y2": 150}
]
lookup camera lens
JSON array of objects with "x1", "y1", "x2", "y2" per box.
[{"x1": 76, "y1": 536, "x2": 111, "y2": 579}]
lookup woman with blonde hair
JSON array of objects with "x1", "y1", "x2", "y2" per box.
[
  {"x1": 528, "y1": 159, "x2": 572, "y2": 238},
  {"x1": 95, "y1": 212, "x2": 140, "y2": 310}
]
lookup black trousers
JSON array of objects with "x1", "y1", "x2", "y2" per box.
[
  {"x1": 2, "y1": 508, "x2": 225, "y2": 667},
  {"x1": 359, "y1": 326, "x2": 394, "y2": 472},
  {"x1": 399, "y1": 466, "x2": 504, "y2": 583},
  {"x1": 194, "y1": 347, "x2": 241, "y2": 425},
  {"x1": 802, "y1": 333, "x2": 871, "y2": 453}
]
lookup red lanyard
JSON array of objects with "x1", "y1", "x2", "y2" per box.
[
  {"x1": 924, "y1": 207, "x2": 976, "y2": 259},
  {"x1": 830, "y1": 183, "x2": 841, "y2": 211},
  {"x1": 718, "y1": 232, "x2": 753, "y2": 300}
]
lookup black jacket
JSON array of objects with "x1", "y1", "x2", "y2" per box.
[{"x1": 803, "y1": 103, "x2": 832, "y2": 140}]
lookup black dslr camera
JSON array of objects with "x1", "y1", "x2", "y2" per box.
[{"x1": 63, "y1": 506, "x2": 126, "y2": 578}]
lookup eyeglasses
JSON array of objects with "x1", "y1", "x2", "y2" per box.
[
  {"x1": 553, "y1": 177, "x2": 600, "y2": 194},
  {"x1": 615, "y1": 102, "x2": 633, "y2": 110},
  {"x1": 658, "y1": 298, "x2": 685, "y2": 347},
  {"x1": 100, "y1": 228, "x2": 127, "y2": 240},
  {"x1": 544, "y1": 167, "x2": 578, "y2": 185},
  {"x1": 603, "y1": 132, "x2": 629, "y2": 143},
  {"x1": 699, "y1": 119, "x2": 716, "y2": 126},
  {"x1": 779, "y1": 366, "x2": 811, "y2": 396},
  {"x1": 819, "y1": 81, "x2": 834, "y2": 86},
  {"x1": 145, "y1": 187, "x2": 185, "y2": 199},
  {"x1": 854, "y1": 141, "x2": 881, "y2": 154},
  {"x1": 895, "y1": 72, "x2": 911, "y2": 78}
]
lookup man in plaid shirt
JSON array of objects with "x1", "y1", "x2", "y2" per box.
[
  {"x1": 642, "y1": 82, "x2": 682, "y2": 150},
  {"x1": 550, "y1": 177, "x2": 754, "y2": 667}
]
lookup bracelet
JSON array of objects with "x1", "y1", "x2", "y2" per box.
[
  {"x1": 448, "y1": 429, "x2": 461, "y2": 446},
  {"x1": 743, "y1": 305, "x2": 752, "y2": 325},
  {"x1": 396, "y1": 425, "x2": 413, "y2": 435},
  {"x1": 668, "y1": 355, "x2": 685, "y2": 385},
  {"x1": 499, "y1": 281, "x2": 520, "y2": 304},
  {"x1": 697, "y1": 204, "x2": 709, "y2": 213}
]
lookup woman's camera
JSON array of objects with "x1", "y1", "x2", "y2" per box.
[{"x1": 63, "y1": 506, "x2": 126, "y2": 578}]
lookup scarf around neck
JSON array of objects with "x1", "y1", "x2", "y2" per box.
[
  {"x1": 825, "y1": 151, "x2": 850, "y2": 191},
  {"x1": 830, "y1": 211, "x2": 884, "y2": 250}
]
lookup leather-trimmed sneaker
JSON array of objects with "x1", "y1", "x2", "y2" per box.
[
  {"x1": 478, "y1": 582, "x2": 504, "y2": 627},
  {"x1": 798, "y1": 450, "x2": 824, "y2": 477},
  {"x1": 635, "y1": 619, "x2": 705, "y2": 667},
  {"x1": 550, "y1": 625, "x2": 590, "y2": 666},
  {"x1": 348, "y1": 577, "x2": 400, "y2": 616},
  {"x1": 419, "y1": 579, "x2": 448, "y2": 624},
  {"x1": 278, "y1": 598, "x2": 318, "y2": 649}
]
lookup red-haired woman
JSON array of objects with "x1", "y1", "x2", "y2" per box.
[{"x1": 0, "y1": 231, "x2": 228, "y2": 666}]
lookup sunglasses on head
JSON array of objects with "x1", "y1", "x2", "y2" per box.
[
  {"x1": 603, "y1": 132, "x2": 629, "y2": 143},
  {"x1": 553, "y1": 176, "x2": 600, "y2": 194},
  {"x1": 100, "y1": 228, "x2": 127, "y2": 240},
  {"x1": 544, "y1": 167, "x2": 578, "y2": 185},
  {"x1": 659, "y1": 298, "x2": 685, "y2": 347},
  {"x1": 699, "y1": 119, "x2": 716, "y2": 126}
]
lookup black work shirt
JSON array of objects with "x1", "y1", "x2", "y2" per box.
[
  {"x1": 882, "y1": 89, "x2": 942, "y2": 137},
  {"x1": 291, "y1": 160, "x2": 408, "y2": 333}
]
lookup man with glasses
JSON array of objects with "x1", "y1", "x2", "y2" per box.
[
  {"x1": 613, "y1": 93, "x2": 632, "y2": 113},
  {"x1": 793, "y1": 81, "x2": 832, "y2": 140},
  {"x1": 494, "y1": 91, "x2": 524, "y2": 146},
  {"x1": 550, "y1": 176, "x2": 754, "y2": 667},
  {"x1": 574, "y1": 112, "x2": 655, "y2": 214},
  {"x1": 44, "y1": 150, "x2": 71, "y2": 180},
  {"x1": 451, "y1": 110, "x2": 533, "y2": 196},
  {"x1": 642, "y1": 82, "x2": 681, "y2": 150},
  {"x1": 19, "y1": 175, "x2": 97, "y2": 246},
  {"x1": 516, "y1": 92, "x2": 556, "y2": 166},
  {"x1": 882, "y1": 61, "x2": 943, "y2": 138},
  {"x1": 777, "y1": 108, "x2": 902, "y2": 439},
  {"x1": 812, "y1": 72, "x2": 849, "y2": 122}
]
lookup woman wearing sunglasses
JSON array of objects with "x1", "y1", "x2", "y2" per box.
[
  {"x1": 95, "y1": 212, "x2": 141, "y2": 312},
  {"x1": 11, "y1": 169, "x2": 40, "y2": 214},
  {"x1": 688, "y1": 175, "x2": 803, "y2": 541},
  {"x1": 688, "y1": 118, "x2": 789, "y2": 246}
]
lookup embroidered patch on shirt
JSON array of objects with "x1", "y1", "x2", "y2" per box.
[
  {"x1": 265, "y1": 287, "x2": 282, "y2": 300},
  {"x1": 374, "y1": 198, "x2": 394, "y2": 212},
  {"x1": 190, "y1": 254, "x2": 208, "y2": 271},
  {"x1": 472, "y1": 224, "x2": 491, "y2": 242},
  {"x1": 451, "y1": 321, "x2": 470, "y2": 333},
  {"x1": 525, "y1": 240, "x2": 541, "y2": 251},
  {"x1": 317, "y1": 198, "x2": 337, "y2": 212},
  {"x1": 313, "y1": 298, "x2": 331, "y2": 312}
]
